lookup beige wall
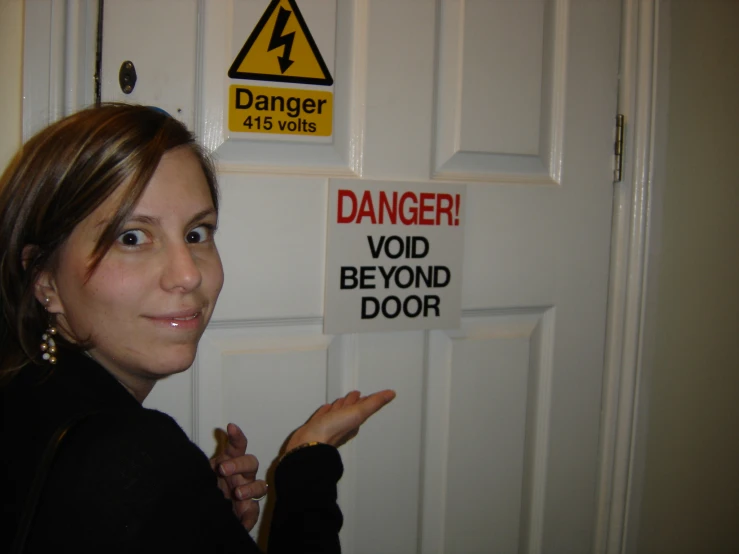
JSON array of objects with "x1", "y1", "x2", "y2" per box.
[
  {"x1": 0, "y1": 0, "x2": 23, "y2": 170},
  {"x1": 637, "y1": 1, "x2": 739, "y2": 552}
]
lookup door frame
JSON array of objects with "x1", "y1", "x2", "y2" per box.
[
  {"x1": 593, "y1": 1, "x2": 668, "y2": 552},
  {"x1": 21, "y1": 1, "x2": 665, "y2": 551}
]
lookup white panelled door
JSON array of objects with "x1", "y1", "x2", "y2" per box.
[{"x1": 99, "y1": 1, "x2": 621, "y2": 552}]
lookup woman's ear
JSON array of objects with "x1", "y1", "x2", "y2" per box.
[
  {"x1": 33, "y1": 273, "x2": 64, "y2": 315},
  {"x1": 23, "y1": 245, "x2": 64, "y2": 315}
]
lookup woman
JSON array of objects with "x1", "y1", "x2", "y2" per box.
[{"x1": 0, "y1": 104, "x2": 395, "y2": 553}]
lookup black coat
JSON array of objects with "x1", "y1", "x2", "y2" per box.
[{"x1": 1, "y1": 350, "x2": 343, "y2": 553}]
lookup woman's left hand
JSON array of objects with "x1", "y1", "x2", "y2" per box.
[
  {"x1": 284, "y1": 389, "x2": 396, "y2": 453},
  {"x1": 210, "y1": 423, "x2": 268, "y2": 532}
]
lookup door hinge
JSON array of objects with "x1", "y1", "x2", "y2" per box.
[{"x1": 614, "y1": 113, "x2": 625, "y2": 182}]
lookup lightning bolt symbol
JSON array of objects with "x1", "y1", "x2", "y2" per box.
[{"x1": 268, "y1": 6, "x2": 295, "y2": 74}]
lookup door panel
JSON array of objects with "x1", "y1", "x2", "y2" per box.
[
  {"x1": 435, "y1": 0, "x2": 559, "y2": 180},
  {"x1": 214, "y1": 175, "x2": 328, "y2": 319},
  {"x1": 94, "y1": 0, "x2": 622, "y2": 552},
  {"x1": 422, "y1": 310, "x2": 555, "y2": 554}
]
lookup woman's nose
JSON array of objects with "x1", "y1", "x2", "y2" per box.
[{"x1": 161, "y1": 243, "x2": 202, "y2": 292}]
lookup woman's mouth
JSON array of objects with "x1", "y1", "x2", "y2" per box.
[
  {"x1": 146, "y1": 311, "x2": 203, "y2": 329},
  {"x1": 169, "y1": 313, "x2": 198, "y2": 327}
]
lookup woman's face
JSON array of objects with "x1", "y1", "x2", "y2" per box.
[{"x1": 44, "y1": 147, "x2": 224, "y2": 401}]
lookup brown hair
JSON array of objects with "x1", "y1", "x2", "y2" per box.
[{"x1": 0, "y1": 103, "x2": 219, "y2": 379}]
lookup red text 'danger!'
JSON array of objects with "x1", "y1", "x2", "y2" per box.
[{"x1": 337, "y1": 190, "x2": 461, "y2": 226}]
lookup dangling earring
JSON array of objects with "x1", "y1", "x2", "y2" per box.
[{"x1": 40, "y1": 297, "x2": 58, "y2": 364}]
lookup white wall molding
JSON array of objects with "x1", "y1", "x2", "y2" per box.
[
  {"x1": 23, "y1": 0, "x2": 97, "y2": 139},
  {"x1": 328, "y1": 334, "x2": 361, "y2": 553},
  {"x1": 594, "y1": 1, "x2": 664, "y2": 552}
]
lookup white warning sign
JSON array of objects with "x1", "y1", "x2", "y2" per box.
[{"x1": 324, "y1": 180, "x2": 466, "y2": 334}]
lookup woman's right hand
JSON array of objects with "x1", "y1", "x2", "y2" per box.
[{"x1": 284, "y1": 390, "x2": 396, "y2": 454}]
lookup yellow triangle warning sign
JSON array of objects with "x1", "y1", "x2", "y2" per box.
[{"x1": 228, "y1": 0, "x2": 333, "y2": 86}]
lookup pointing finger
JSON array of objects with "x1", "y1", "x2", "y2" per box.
[
  {"x1": 354, "y1": 390, "x2": 396, "y2": 423},
  {"x1": 225, "y1": 423, "x2": 248, "y2": 458}
]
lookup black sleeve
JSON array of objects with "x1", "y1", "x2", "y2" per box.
[
  {"x1": 27, "y1": 410, "x2": 256, "y2": 553},
  {"x1": 26, "y1": 410, "x2": 344, "y2": 554},
  {"x1": 268, "y1": 444, "x2": 344, "y2": 554}
]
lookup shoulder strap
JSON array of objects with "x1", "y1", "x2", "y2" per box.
[{"x1": 11, "y1": 411, "x2": 98, "y2": 554}]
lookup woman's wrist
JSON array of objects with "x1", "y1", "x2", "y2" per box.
[{"x1": 279, "y1": 441, "x2": 323, "y2": 463}]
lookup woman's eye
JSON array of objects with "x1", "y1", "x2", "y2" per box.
[
  {"x1": 117, "y1": 229, "x2": 149, "y2": 247},
  {"x1": 186, "y1": 224, "x2": 214, "y2": 244}
]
